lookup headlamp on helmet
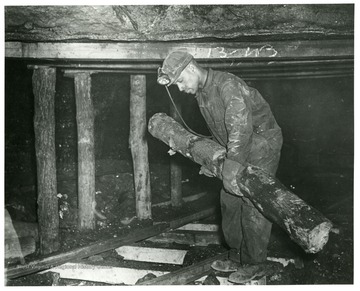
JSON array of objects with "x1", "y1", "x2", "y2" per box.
[
  {"x1": 157, "y1": 67, "x2": 171, "y2": 86},
  {"x1": 157, "y1": 51, "x2": 193, "y2": 86}
]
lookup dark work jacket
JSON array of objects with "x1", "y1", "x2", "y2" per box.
[{"x1": 195, "y1": 69, "x2": 283, "y2": 170}]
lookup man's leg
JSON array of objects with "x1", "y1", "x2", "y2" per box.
[
  {"x1": 220, "y1": 188, "x2": 243, "y2": 251},
  {"x1": 240, "y1": 197, "x2": 272, "y2": 264},
  {"x1": 211, "y1": 188, "x2": 243, "y2": 272},
  {"x1": 214, "y1": 136, "x2": 281, "y2": 269},
  {"x1": 220, "y1": 189, "x2": 272, "y2": 264}
]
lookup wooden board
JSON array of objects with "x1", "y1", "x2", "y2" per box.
[
  {"x1": 176, "y1": 223, "x2": 220, "y2": 232},
  {"x1": 115, "y1": 246, "x2": 187, "y2": 265},
  {"x1": 6, "y1": 206, "x2": 217, "y2": 279},
  {"x1": 147, "y1": 230, "x2": 222, "y2": 246},
  {"x1": 42, "y1": 263, "x2": 168, "y2": 285},
  {"x1": 5, "y1": 222, "x2": 168, "y2": 279}
]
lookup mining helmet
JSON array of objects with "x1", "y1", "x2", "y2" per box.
[{"x1": 157, "y1": 51, "x2": 193, "y2": 86}]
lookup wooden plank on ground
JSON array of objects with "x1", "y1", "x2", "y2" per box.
[
  {"x1": 146, "y1": 230, "x2": 223, "y2": 247},
  {"x1": 176, "y1": 223, "x2": 220, "y2": 232},
  {"x1": 42, "y1": 263, "x2": 168, "y2": 285},
  {"x1": 146, "y1": 232, "x2": 196, "y2": 245},
  {"x1": 193, "y1": 231, "x2": 223, "y2": 246},
  {"x1": 5, "y1": 222, "x2": 168, "y2": 279},
  {"x1": 6, "y1": 206, "x2": 217, "y2": 279},
  {"x1": 115, "y1": 246, "x2": 187, "y2": 265},
  {"x1": 138, "y1": 251, "x2": 229, "y2": 285}
]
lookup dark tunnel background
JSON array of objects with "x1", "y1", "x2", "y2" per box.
[{"x1": 4, "y1": 58, "x2": 354, "y2": 227}]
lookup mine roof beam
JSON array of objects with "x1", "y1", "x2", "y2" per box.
[{"x1": 5, "y1": 39, "x2": 353, "y2": 60}]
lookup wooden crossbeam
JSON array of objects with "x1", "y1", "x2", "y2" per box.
[{"x1": 5, "y1": 39, "x2": 353, "y2": 60}]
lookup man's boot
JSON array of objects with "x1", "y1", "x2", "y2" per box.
[
  {"x1": 211, "y1": 249, "x2": 241, "y2": 272},
  {"x1": 211, "y1": 259, "x2": 240, "y2": 272}
]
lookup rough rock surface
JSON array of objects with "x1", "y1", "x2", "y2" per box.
[{"x1": 5, "y1": 5, "x2": 354, "y2": 42}]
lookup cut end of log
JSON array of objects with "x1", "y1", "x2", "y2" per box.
[
  {"x1": 148, "y1": 113, "x2": 166, "y2": 129},
  {"x1": 306, "y1": 221, "x2": 333, "y2": 253}
]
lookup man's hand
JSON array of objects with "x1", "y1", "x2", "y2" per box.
[
  {"x1": 222, "y1": 159, "x2": 246, "y2": 196},
  {"x1": 199, "y1": 166, "x2": 216, "y2": 177}
]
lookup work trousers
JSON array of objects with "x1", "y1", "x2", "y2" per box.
[
  {"x1": 220, "y1": 129, "x2": 282, "y2": 264},
  {"x1": 220, "y1": 189, "x2": 272, "y2": 264}
]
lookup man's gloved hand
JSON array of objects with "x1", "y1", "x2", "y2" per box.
[
  {"x1": 222, "y1": 159, "x2": 246, "y2": 196},
  {"x1": 199, "y1": 166, "x2": 216, "y2": 177}
]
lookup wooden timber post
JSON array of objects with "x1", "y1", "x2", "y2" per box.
[
  {"x1": 148, "y1": 113, "x2": 333, "y2": 254},
  {"x1": 73, "y1": 72, "x2": 96, "y2": 230},
  {"x1": 169, "y1": 95, "x2": 183, "y2": 207},
  {"x1": 33, "y1": 66, "x2": 59, "y2": 255},
  {"x1": 129, "y1": 75, "x2": 151, "y2": 220}
]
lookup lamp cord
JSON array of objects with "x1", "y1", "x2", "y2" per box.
[{"x1": 165, "y1": 86, "x2": 212, "y2": 139}]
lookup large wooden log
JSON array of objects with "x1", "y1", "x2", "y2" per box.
[
  {"x1": 33, "y1": 66, "x2": 59, "y2": 255},
  {"x1": 129, "y1": 75, "x2": 151, "y2": 220},
  {"x1": 148, "y1": 113, "x2": 333, "y2": 253},
  {"x1": 74, "y1": 72, "x2": 95, "y2": 230}
]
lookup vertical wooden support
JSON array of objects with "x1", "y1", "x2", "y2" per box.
[
  {"x1": 129, "y1": 75, "x2": 151, "y2": 220},
  {"x1": 169, "y1": 99, "x2": 183, "y2": 207},
  {"x1": 33, "y1": 66, "x2": 59, "y2": 255},
  {"x1": 74, "y1": 72, "x2": 96, "y2": 230}
]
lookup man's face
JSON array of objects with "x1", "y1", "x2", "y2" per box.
[{"x1": 173, "y1": 66, "x2": 199, "y2": 95}]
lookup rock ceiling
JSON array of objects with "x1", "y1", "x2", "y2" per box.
[{"x1": 4, "y1": 5, "x2": 354, "y2": 42}]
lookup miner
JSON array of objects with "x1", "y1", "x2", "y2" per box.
[{"x1": 157, "y1": 51, "x2": 283, "y2": 274}]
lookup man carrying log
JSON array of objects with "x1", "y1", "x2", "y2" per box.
[{"x1": 157, "y1": 51, "x2": 283, "y2": 274}]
